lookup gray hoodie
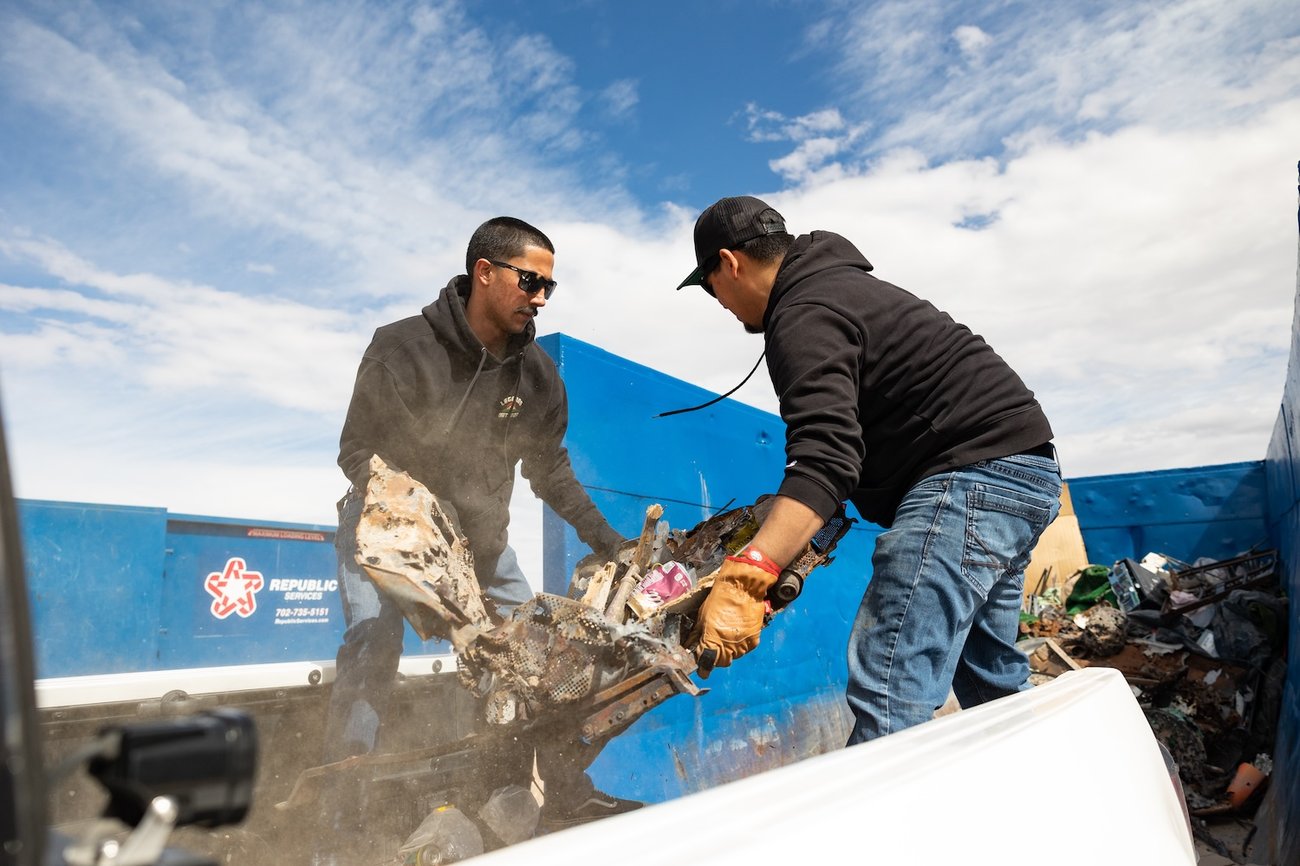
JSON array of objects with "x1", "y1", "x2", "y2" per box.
[{"x1": 338, "y1": 275, "x2": 621, "y2": 578}]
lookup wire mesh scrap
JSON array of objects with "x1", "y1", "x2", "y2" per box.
[{"x1": 355, "y1": 460, "x2": 852, "y2": 735}]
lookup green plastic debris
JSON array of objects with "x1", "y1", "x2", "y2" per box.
[{"x1": 1065, "y1": 564, "x2": 1116, "y2": 615}]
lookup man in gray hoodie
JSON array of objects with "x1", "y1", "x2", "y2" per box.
[{"x1": 323, "y1": 217, "x2": 638, "y2": 848}]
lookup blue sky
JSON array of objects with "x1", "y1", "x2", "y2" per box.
[{"x1": 2, "y1": 0, "x2": 1299, "y2": 565}]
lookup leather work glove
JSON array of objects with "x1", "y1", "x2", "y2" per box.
[{"x1": 688, "y1": 546, "x2": 782, "y2": 678}]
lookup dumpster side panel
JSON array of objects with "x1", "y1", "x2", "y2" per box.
[
  {"x1": 1254, "y1": 170, "x2": 1300, "y2": 866},
  {"x1": 538, "y1": 334, "x2": 876, "y2": 803},
  {"x1": 18, "y1": 500, "x2": 168, "y2": 678},
  {"x1": 1257, "y1": 423, "x2": 1299, "y2": 864},
  {"x1": 1068, "y1": 462, "x2": 1270, "y2": 569},
  {"x1": 19, "y1": 506, "x2": 453, "y2": 677},
  {"x1": 159, "y1": 518, "x2": 345, "y2": 668}
]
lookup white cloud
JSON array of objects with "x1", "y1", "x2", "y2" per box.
[
  {"x1": 769, "y1": 138, "x2": 849, "y2": 185},
  {"x1": 0, "y1": 1, "x2": 641, "y2": 304},
  {"x1": 805, "y1": 0, "x2": 1300, "y2": 160},
  {"x1": 0, "y1": 0, "x2": 661, "y2": 530},
  {"x1": 0, "y1": 0, "x2": 1297, "y2": 536},
  {"x1": 717, "y1": 0, "x2": 1300, "y2": 478},
  {"x1": 752, "y1": 106, "x2": 1299, "y2": 477},
  {"x1": 953, "y1": 25, "x2": 992, "y2": 63},
  {"x1": 744, "y1": 105, "x2": 851, "y2": 143},
  {"x1": 599, "y1": 79, "x2": 639, "y2": 119},
  {"x1": 744, "y1": 105, "x2": 868, "y2": 184},
  {"x1": 537, "y1": 101, "x2": 1300, "y2": 481},
  {"x1": 0, "y1": 234, "x2": 366, "y2": 415}
]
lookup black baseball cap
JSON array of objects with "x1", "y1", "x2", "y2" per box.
[{"x1": 677, "y1": 195, "x2": 787, "y2": 290}]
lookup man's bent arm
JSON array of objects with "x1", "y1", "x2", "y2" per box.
[{"x1": 750, "y1": 495, "x2": 825, "y2": 567}]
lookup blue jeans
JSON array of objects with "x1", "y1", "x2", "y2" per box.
[{"x1": 846, "y1": 453, "x2": 1062, "y2": 744}]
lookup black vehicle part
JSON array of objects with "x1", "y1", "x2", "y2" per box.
[
  {"x1": 0, "y1": 387, "x2": 47, "y2": 866},
  {"x1": 89, "y1": 708, "x2": 258, "y2": 829}
]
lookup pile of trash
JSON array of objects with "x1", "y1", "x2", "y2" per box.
[
  {"x1": 1019, "y1": 548, "x2": 1287, "y2": 819},
  {"x1": 275, "y1": 457, "x2": 860, "y2": 865},
  {"x1": 351, "y1": 455, "x2": 852, "y2": 738}
]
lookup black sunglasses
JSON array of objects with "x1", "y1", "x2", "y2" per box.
[{"x1": 489, "y1": 260, "x2": 557, "y2": 299}]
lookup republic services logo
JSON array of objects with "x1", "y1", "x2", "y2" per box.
[{"x1": 205, "y1": 557, "x2": 265, "y2": 619}]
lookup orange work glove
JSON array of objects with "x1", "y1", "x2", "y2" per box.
[{"x1": 688, "y1": 546, "x2": 782, "y2": 677}]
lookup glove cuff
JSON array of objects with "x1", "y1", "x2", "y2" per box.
[
  {"x1": 726, "y1": 546, "x2": 783, "y2": 578},
  {"x1": 718, "y1": 547, "x2": 781, "y2": 597}
]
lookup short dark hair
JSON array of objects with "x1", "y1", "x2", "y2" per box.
[
  {"x1": 465, "y1": 217, "x2": 554, "y2": 274},
  {"x1": 737, "y1": 231, "x2": 794, "y2": 265}
]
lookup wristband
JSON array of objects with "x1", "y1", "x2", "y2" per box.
[{"x1": 725, "y1": 545, "x2": 783, "y2": 577}]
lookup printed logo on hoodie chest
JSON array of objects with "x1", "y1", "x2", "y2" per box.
[{"x1": 497, "y1": 395, "x2": 524, "y2": 419}]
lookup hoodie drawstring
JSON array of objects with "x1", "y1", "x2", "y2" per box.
[
  {"x1": 444, "y1": 347, "x2": 490, "y2": 437},
  {"x1": 501, "y1": 351, "x2": 526, "y2": 461}
]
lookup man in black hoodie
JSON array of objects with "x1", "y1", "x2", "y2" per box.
[
  {"x1": 323, "y1": 217, "x2": 638, "y2": 843},
  {"x1": 678, "y1": 196, "x2": 1062, "y2": 744}
]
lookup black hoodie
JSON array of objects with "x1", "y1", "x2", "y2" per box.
[
  {"x1": 338, "y1": 275, "x2": 622, "y2": 579},
  {"x1": 765, "y1": 231, "x2": 1054, "y2": 528}
]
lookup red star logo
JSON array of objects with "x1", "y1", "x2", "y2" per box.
[{"x1": 205, "y1": 557, "x2": 264, "y2": 619}]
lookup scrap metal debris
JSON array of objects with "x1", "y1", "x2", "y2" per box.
[
  {"x1": 354, "y1": 455, "x2": 492, "y2": 648},
  {"x1": 282, "y1": 459, "x2": 855, "y2": 830},
  {"x1": 354, "y1": 455, "x2": 852, "y2": 739},
  {"x1": 1020, "y1": 546, "x2": 1287, "y2": 820}
]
